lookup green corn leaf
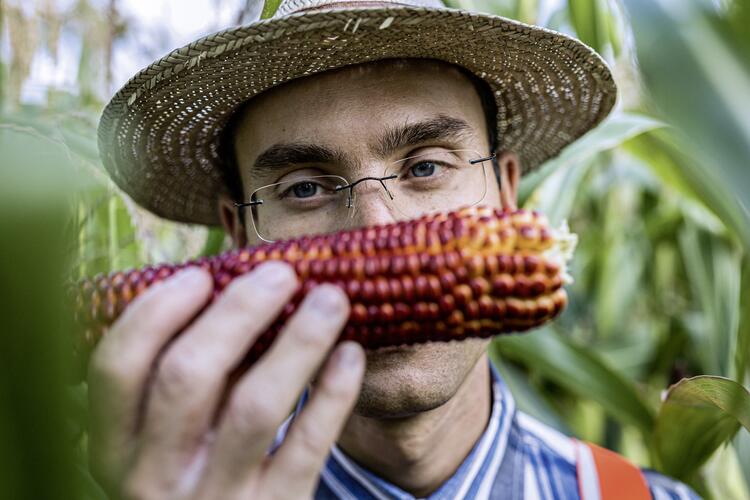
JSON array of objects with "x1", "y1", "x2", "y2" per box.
[
  {"x1": 734, "y1": 431, "x2": 750, "y2": 495},
  {"x1": 654, "y1": 376, "x2": 750, "y2": 480},
  {"x1": 623, "y1": 0, "x2": 750, "y2": 251},
  {"x1": 520, "y1": 112, "x2": 662, "y2": 220},
  {"x1": 261, "y1": 0, "x2": 282, "y2": 19},
  {"x1": 567, "y1": 0, "x2": 608, "y2": 53},
  {"x1": 200, "y1": 227, "x2": 228, "y2": 257},
  {"x1": 514, "y1": 0, "x2": 539, "y2": 24},
  {"x1": 626, "y1": 130, "x2": 750, "y2": 252},
  {"x1": 702, "y1": 442, "x2": 750, "y2": 500},
  {"x1": 493, "y1": 328, "x2": 655, "y2": 434},
  {"x1": 489, "y1": 356, "x2": 572, "y2": 434},
  {"x1": 738, "y1": 258, "x2": 750, "y2": 386},
  {"x1": 1, "y1": 118, "x2": 87, "y2": 499},
  {"x1": 677, "y1": 219, "x2": 741, "y2": 378}
]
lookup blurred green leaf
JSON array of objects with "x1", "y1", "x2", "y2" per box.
[
  {"x1": 493, "y1": 329, "x2": 655, "y2": 433},
  {"x1": 521, "y1": 112, "x2": 662, "y2": 223},
  {"x1": 623, "y1": 0, "x2": 750, "y2": 250},
  {"x1": 261, "y1": 0, "x2": 282, "y2": 19},
  {"x1": 489, "y1": 357, "x2": 572, "y2": 434},
  {"x1": 567, "y1": 0, "x2": 609, "y2": 52},
  {"x1": 445, "y1": 0, "x2": 518, "y2": 17},
  {"x1": 1, "y1": 117, "x2": 85, "y2": 499},
  {"x1": 735, "y1": 431, "x2": 750, "y2": 495},
  {"x1": 200, "y1": 227, "x2": 228, "y2": 257},
  {"x1": 514, "y1": 0, "x2": 539, "y2": 24},
  {"x1": 738, "y1": 259, "x2": 750, "y2": 386},
  {"x1": 678, "y1": 220, "x2": 741, "y2": 378},
  {"x1": 654, "y1": 376, "x2": 750, "y2": 479},
  {"x1": 702, "y1": 441, "x2": 750, "y2": 500},
  {"x1": 626, "y1": 130, "x2": 750, "y2": 251}
]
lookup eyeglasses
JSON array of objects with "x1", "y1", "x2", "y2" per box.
[{"x1": 235, "y1": 149, "x2": 495, "y2": 242}]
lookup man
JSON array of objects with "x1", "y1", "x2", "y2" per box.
[{"x1": 90, "y1": 1, "x2": 699, "y2": 498}]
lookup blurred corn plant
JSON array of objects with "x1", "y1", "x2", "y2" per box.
[
  {"x1": 451, "y1": 0, "x2": 750, "y2": 497},
  {"x1": 2, "y1": 0, "x2": 749, "y2": 498}
]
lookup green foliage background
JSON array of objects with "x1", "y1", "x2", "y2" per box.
[{"x1": 1, "y1": 0, "x2": 749, "y2": 498}]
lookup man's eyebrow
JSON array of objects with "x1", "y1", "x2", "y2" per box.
[
  {"x1": 250, "y1": 143, "x2": 343, "y2": 177},
  {"x1": 373, "y1": 115, "x2": 476, "y2": 157}
]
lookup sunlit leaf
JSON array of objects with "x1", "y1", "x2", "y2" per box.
[{"x1": 654, "y1": 376, "x2": 750, "y2": 479}]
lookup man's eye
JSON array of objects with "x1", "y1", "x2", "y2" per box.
[
  {"x1": 291, "y1": 181, "x2": 318, "y2": 198},
  {"x1": 409, "y1": 162, "x2": 437, "y2": 178}
]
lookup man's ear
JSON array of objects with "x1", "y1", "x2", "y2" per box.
[
  {"x1": 496, "y1": 151, "x2": 521, "y2": 211},
  {"x1": 218, "y1": 194, "x2": 248, "y2": 248}
]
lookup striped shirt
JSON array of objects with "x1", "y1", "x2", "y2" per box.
[{"x1": 273, "y1": 362, "x2": 700, "y2": 500}]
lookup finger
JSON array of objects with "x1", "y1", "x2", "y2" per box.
[
  {"x1": 128, "y1": 262, "x2": 298, "y2": 490},
  {"x1": 263, "y1": 341, "x2": 364, "y2": 495},
  {"x1": 197, "y1": 284, "x2": 350, "y2": 491},
  {"x1": 87, "y1": 267, "x2": 212, "y2": 487}
]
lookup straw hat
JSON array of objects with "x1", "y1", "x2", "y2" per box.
[{"x1": 97, "y1": 0, "x2": 617, "y2": 226}]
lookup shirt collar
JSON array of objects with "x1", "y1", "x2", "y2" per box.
[{"x1": 319, "y1": 361, "x2": 517, "y2": 499}]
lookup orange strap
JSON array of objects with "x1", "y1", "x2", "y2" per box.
[{"x1": 575, "y1": 440, "x2": 651, "y2": 500}]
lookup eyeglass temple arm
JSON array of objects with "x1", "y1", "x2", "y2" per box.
[
  {"x1": 234, "y1": 200, "x2": 264, "y2": 208},
  {"x1": 470, "y1": 152, "x2": 496, "y2": 165}
]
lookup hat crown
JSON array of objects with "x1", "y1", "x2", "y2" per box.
[{"x1": 274, "y1": 0, "x2": 445, "y2": 18}]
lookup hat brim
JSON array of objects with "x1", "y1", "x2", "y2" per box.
[{"x1": 98, "y1": 5, "x2": 617, "y2": 226}]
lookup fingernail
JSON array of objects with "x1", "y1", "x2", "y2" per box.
[
  {"x1": 253, "y1": 262, "x2": 296, "y2": 287},
  {"x1": 335, "y1": 342, "x2": 363, "y2": 369},
  {"x1": 309, "y1": 285, "x2": 347, "y2": 315}
]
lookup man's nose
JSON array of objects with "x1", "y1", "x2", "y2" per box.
[{"x1": 348, "y1": 181, "x2": 399, "y2": 229}]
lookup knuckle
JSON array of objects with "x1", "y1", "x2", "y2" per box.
[
  {"x1": 225, "y1": 394, "x2": 283, "y2": 436},
  {"x1": 220, "y1": 282, "x2": 260, "y2": 314},
  {"x1": 154, "y1": 346, "x2": 208, "y2": 399},
  {"x1": 320, "y1": 369, "x2": 359, "y2": 401},
  {"x1": 295, "y1": 422, "x2": 327, "y2": 457},
  {"x1": 290, "y1": 322, "x2": 333, "y2": 351}
]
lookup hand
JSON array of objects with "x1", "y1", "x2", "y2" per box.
[{"x1": 87, "y1": 262, "x2": 365, "y2": 500}]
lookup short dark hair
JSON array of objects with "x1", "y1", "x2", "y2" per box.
[{"x1": 218, "y1": 60, "x2": 500, "y2": 206}]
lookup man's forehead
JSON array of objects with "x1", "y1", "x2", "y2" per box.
[
  {"x1": 230, "y1": 58, "x2": 485, "y2": 161},
  {"x1": 235, "y1": 59, "x2": 478, "y2": 120}
]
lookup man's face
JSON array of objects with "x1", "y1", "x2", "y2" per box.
[{"x1": 230, "y1": 59, "x2": 503, "y2": 418}]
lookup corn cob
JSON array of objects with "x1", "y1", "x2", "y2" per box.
[{"x1": 72, "y1": 206, "x2": 573, "y2": 376}]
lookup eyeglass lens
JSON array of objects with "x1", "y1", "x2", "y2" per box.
[{"x1": 249, "y1": 149, "x2": 488, "y2": 242}]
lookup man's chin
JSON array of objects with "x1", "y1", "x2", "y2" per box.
[{"x1": 353, "y1": 338, "x2": 490, "y2": 419}]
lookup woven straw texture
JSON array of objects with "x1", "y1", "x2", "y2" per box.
[{"x1": 98, "y1": 1, "x2": 617, "y2": 226}]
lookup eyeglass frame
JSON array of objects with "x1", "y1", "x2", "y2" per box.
[{"x1": 234, "y1": 150, "x2": 497, "y2": 241}]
